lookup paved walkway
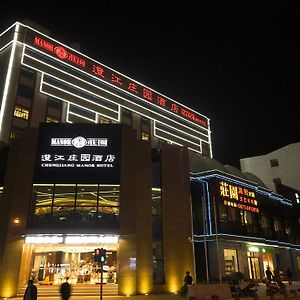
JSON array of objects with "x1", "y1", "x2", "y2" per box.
[{"x1": 6, "y1": 281, "x2": 300, "y2": 300}]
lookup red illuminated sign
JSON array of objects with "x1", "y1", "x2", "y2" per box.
[
  {"x1": 34, "y1": 36, "x2": 86, "y2": 68},
  {"x1": 31, "y1": 34, "x2": 208, "y2": 128}
]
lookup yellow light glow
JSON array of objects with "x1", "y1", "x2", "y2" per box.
[
  {"x1": 248, "y1": 246, "x2": 259, "y2": 252},
  {"x1": 12, "y1": 217, "x2": 20, "y2": 224}
]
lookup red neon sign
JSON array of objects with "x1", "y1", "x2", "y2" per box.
[
  {"x1": 34, "y1": 36, "x2": 86, "y2": 68},
  {"x1": 32, "y1": 35, "x2": 208, "y2": 128}
]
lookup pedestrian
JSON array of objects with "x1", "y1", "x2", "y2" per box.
[
  {"x1": 23, "y1": 279, "x2": 37, "y2": 300},
  {"x1": 184, "y1": 271, "x2": 193, "y2": 285},
  {"x1": 265, "y1": 266, "x2": 273, "y2": 282},
  {"x1": 178, "y1": 271, "x2": 193, "y2": 297},
  {"x1": 286, "y1": 268, "x2": 293, "y2": 285},
  {"x1": 60, "y1": 277, "x2": 71, "y2": 300}
]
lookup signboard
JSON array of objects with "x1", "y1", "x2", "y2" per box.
[
  {"x1": 25, "y1": 31, "x2": 208, "y2": 128},
  {"x1": 216, "y1": 180, "x2": 259, "y2": 213},
  {"x1": 34, "y1": 123, "x2": 121, "y2": 183}
]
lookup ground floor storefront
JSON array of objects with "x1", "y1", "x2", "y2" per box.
[
  {"x1": 18, "y1": 234, "x2": 119, "y2": 290},
  {"x1": 194, "y1": 237, "x2": 300, "y2": 283}
]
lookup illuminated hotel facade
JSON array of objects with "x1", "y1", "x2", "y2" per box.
[{"x1": 0, "y1": 21, "x2": 299, "y2": 298}]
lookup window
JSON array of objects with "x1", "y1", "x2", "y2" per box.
[
  {"x1": 14, "y1": 106, "x2": 29, "y2": 120},
  {"x1": 270, "y1": 159, "x2": 279, "y2": 167},
  {"x1": 141, "y1": 132, "x2": 150, "y2": 141},
  {"x1": 224, "y1": 249, "x2": 239, "y2": 274},
  {"x1": 297, "y1": 256, "x2": 300, "y2": 271},
  {"x1": 10, "y1": 127, "x2": 23, "y2": 140},
  {"x1": 99, "y1": 116, "x2": 110, "y2": 124},
  {"x1": 122, "y1": 108, "x2": 132, "y2": 126},
  {"x1": 274, "y1": 219, "x2": 282, "y2": 232},
  {"x1": 273, "y1": 178, "x2": 281, "y2": 185},
  {"x1": 29, "y1": 184, "x2": 120, "y2": 228},
  {"x1": 46, "y1": 116, "x2": 59, "y2": 123}
]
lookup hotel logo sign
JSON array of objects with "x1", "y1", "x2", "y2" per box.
[
  {"x1": 34, "y1": 36, "x2": 86, "y2": 68},
  {"x1": 34, "y1": 124, "x2": 121, "y2": 184},
  {"x1": 51, "y1": 136, "x2": 108, "y2": 148}
]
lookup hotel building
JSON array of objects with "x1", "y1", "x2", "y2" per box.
[{"x1": 0, "y1": 21, "x2": 299, "y2": 298}]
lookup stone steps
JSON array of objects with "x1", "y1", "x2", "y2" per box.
[{"x1": 17, "y1": 283, "x2": 118, "y2": 296}]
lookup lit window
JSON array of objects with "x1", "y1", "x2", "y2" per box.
[
  {"x1": 141, "y1": 132, "x2": 150, "y2": 141},
  {"x1": 14, "y1": 106, "x2": 29, "y2": 120},
  {"x1": 99, "y1": 116, "x2": 110, "y2": 124},
  {"x1": 46, "y1": 116, "x2": 59, "y2": 123}
]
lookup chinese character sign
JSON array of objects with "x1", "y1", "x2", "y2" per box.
[
  {"x1": 218, "y1": 180, "x2": 259, "y2": 213},
  {"x1": 34, "y1": 123, "x2": 121, "y2": 184}
]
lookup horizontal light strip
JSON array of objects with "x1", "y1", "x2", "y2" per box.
[
  {"x1": 25, "y1": 234, "x2": 119, "y2": 244},
  {"x1": 193, "y1": 233, "x2": 300, "y2": 250},
  {"x1": 155, "y1": 126, "x2": 201, "y2": 147},
  {"x1": 0, "y1": 21, "x2": 17, "y2": 38},
  {"x1": 0, "y1": 40, "x2": 13, "y2": 53},
  {"x1": 65, "y1": 235, "x2": 118, "y2": 244},
  {"x1": 22, "y1": 45, "x2": 210, "y2": 137},
  {"x1": 67, "y1": 111, "x2": 96, "y2": 123},
  {"x1": 18, "y1": 22, "x2": 209, "y2": 124},
  {"x1": 25, "y1": 235, "x2": 63, "y2": 244},
  {"x1": 192, "y1": 173, "x2": 292, "y2": 206}
]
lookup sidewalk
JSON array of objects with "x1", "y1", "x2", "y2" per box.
[{"x1": 6, "y1": 281, "x2": 300, "y2": 300}]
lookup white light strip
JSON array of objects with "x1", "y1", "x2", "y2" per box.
[
  {"x1": 41, "y1": 84, "x2": 119, "y2": 123},
  {"x1": 154, "y1": 121, "x2": 202, "y2": 153},
  {"x1": 39, "y1": 72, "x2": 119, "y2": 115},
  {"x1": 25, "y1": 236, "x2": 63, "y2": 244},
  {"x1": 0, "y1": 40, "x2": 13, "y2": 53},
  {"x1": 18, "y1": 22, "x2": 209, "y2": 122},
  {"x1": 24, "y1": 234, "x2": 119, "y2": 244},
  {"x1": 0, "y1": 23, "x2": 19, "y2": 138},
  {"x1": 22, "y1": 45, "x2": 210, "y2": 137},
  {"x1": 14, "y1": 26, "x2": 213, "y2": 154},
  {"x1": 42, "y1": 80, "x2": 118, "y2": 116},
  {"x1": 65, "y1": 235, "x2": 118, "y2": 244},
  {"x1": 68, "y1": 111, "x2": 97, "y2": 123},
  {"x1": 155, "y1": 126, "x2": 201, "y2": 147},
  {"x1": 0, "y1": 21, "x2": 18, "y2": 38}
]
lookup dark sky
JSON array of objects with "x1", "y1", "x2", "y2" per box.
[{"x1": 1, "y1": 1, "x2": 299, "y2": 168}]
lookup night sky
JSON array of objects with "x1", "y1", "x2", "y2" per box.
[{"x1": 1, "y1": 1, "x2": 299, "y2": 168}]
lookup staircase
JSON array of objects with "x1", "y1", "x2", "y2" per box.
[{"x1": 18, "y1": 283, "x2": 118, "y2": 297}]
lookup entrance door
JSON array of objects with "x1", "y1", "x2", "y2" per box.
[{"x1": 247, "y1": 251, "x2": 261, "y2": 280}]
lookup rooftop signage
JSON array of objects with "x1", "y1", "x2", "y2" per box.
[{"x1": 27, "y1": 32, "x2": 208, "y2": 129}]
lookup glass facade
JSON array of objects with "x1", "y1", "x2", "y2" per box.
[
  {"x1": 29, "y1": 184, "x2": 120, "y2": 229},
  {"x1": 151, "y1": 148, "x2": 164, "y2": 284}
]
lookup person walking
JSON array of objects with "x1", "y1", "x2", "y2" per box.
[
  {"x1": 179, "y1": 271, "x2": 193, "y2": 297},
  {"x1": 265, "y1": 266, "x2": 273, "y2": 282},
  {"x1": 60, "y1": 277, "x2": 71, "y2": 300},
  {"x1": 286, "y1": 268, "x2": 293, "y2": 285},
  {"x1": 23, "y1": 279, "x2": 37, "y2": 300},
  {"x1": 184, "y1": 271, "x2": 193, "y2": 285}
]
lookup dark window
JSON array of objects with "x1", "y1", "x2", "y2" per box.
[
  {"x1": 17, "y1": 83, "x2": 34, "y2": 99},
  {"x1": 273, "y1": 178, "x2": 281, "y2": 185},
  {"x1": 270, "y1": 159, "x2": 279, "y2": 167}
]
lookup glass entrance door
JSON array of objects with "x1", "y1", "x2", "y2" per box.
[{"x1": 247, "y1": 251, "x2": 261, "y2": 280}]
